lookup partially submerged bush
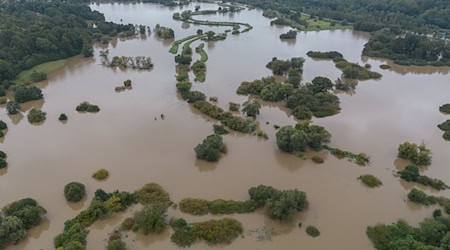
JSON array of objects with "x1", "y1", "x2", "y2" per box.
[
  {"x1": 358, "y1": 174, "x2": 382, "y2": 188},
  {"x1": 14, "y1": 86, "x2": 43, "y2": 103},
  {"x1": 92, "y1": 169, "x2": 109, "y2": 180},
  {"x1": 398, "y1": 142, "x2": 432, "y2": 166},
  {"x1": 213, "y1": 124, "x2": 229, "y2": 135},
  {"x1": 76, "y1": 102, "x2": 100, "y2": 113},
  {"x1": 439, "y1": 104, "x2": 450, "y2": 114},
  {"x1": 106, "y1": 238, "x2": 127, "y2": 250},
  {"x1": 6, "y1": 101, "x2": 21, "y2": 115},
  {"x1": 133, "y1": 202, "x2": 168, "y2": 235},
  {"x1": 58, "y1": 113, "x2": 68, "y2": 121},
  {"x1": 194, "y1": 134, "x2": 226, "y2": 162},
  {"x1": 229, "y1": 102, "x2": 240, "y2": 112},
  {"x1": 135, "y1": 182, "x2": 171, "y2": 205},
  {"x1": 276, "y1": 123, "x2": 331, "y2": 153},
  {"x1": 64, "y1": 182, "x2": 86, "y2": 202},
  {"x1": 242, "y1": 100, "x2": 261, "y2": 117},
  {"x1": 27, "y1": 108, "x2": 46, "y2": 123},
  {"x1": 399, "y1": 164, "x2": 448, "y2": 190},
  {"x1": 311, "y1": 156, "x2": 324, "y2": 164},
  {"x1": 179, "y1": 198, "x2": 210, "y2": 215},
  {"x1": 0, "y1": 120, "x2": 7, "y2": 130},
  {"x1": 306, "y1": 226, "x2": 320, "y2": 237}
]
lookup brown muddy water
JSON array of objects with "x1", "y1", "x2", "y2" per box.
[{"x1": 1, "y1": 2, "x2": 450, "y2": 250}]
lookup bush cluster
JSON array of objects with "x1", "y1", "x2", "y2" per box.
[
  {"x1": 0, "y1": 150, "x2": 7, "y2": 169},
  {"x1": 64, "y1": 182, "x2": 86, "y2": 202},
  {"x1": 399, "y1": 165, "x2": 448, "y2": 190},
  {"x1": 92, "y1": 168, "x2": 109, "y2": 180},
  {"x1": 194, "y1": 134, "x2": 227, "y2": 162},
  {"x1": 358, "y1": 174, "x2": 382, "y2": 188},
  {"x1": 76, "y1": 102, "x2": 100, "y2": 113},
  {"x1": 306, "y1": 226, "x2": 320, "y2": 237},
  {"x1": 276, "y1": 122, "x2": 331, "y2": 153},
  {"x1": 134, "y1": 182, "x2": 171, "y2": 206},
  {"x1": 438, "y1": 120, "x2": 450, "y2": 141},
  {"x1": 27, "y1": 108, "x2": 46, "y2": 123},
  {"x1": 398, "y1": 142, "x2": 432, "y2": 166},
  {"x1": 306, "y1": 51, "x2": 343, "y2": 60},
  {"x1": 14, "y1": 86, "x2": 43, "y2": 103},
  {"x1": 179, "y1": 198, "x2": 257, "y2": 216}
]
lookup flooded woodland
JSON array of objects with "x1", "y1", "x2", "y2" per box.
[{"x1": 1, "y1": 2, "x2": 450, "y2": 249}]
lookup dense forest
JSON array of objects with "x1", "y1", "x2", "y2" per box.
[
  {"x1": 226, "y1": 0, "x2": 450, "y2": 33},
  {"x1": 0, "y1": 1, "x2": 135, "y2": 87}
]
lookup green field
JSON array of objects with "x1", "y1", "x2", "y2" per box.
[
  {"x1": 301, "y1": 16, "x2": 352, "y2": 31},
  {"x1": 15, "y1": 59, "x2": 68, "y2": 84}
]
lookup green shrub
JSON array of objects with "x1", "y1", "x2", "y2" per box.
[
  {"x1": 292, "y1": 106, "x2": 313, "y2": 120},
  {"x1": 179, "y1": 198, "x2": 210, "y2": 215},
  {"x1": 266, "y1": 189, "x2": 308, "y2": 221},
  {"x1": 0, "y1": 150, "x2": 6, "y2": 158},
  {"x1": 120, "y1": 218, "x2": 134, "y2": 231},
  {"x1": 133, "y1": 202, "x2": 168, "y2": 235},
  {"x1": 242, "y1": 100, "x2": 261, "y2": 117},
  {"x1": 27, "y1": 108, "x2": 46, "y2": 123},
  {"x1": 0, "y1": 120, "x2": 7, "y2": 130},
  {"x1": 306, "y1": 226, "x2": 320, "y2": 237},
  {"x1": 248, "y1": 185, "x2": 277, "y2": 207},
  {"x1": 92, "y1": 169, "x2": 109, "y2": 180},
  {"x1": 59, "y1": 113, "x2": 68, "y2": 121},
  {"x1": 123, "y1": 79, "x2": 132, "y2": 87},
  {"x1": 276, "y1": 123, "x2": 331, "y2": 153},
  {"x1": 192, "y1": 218, "x2": 243, "y2": 244},
  {"x1": 76, "y1": 102, "x2": 100, "y2": 113},
  {"x1": 64, "y1": 182, "x2": 86, "y2": 202},
  {"x1": 379, "y1": 64, "x2": 391, "y2": 69},
  {"x1": 229, "y1": 102, "x2": 240, "y2": 112},
  {"x1": 307, "y1": 51, "x2": 343, "y2": 60},
  {"x1": 170, "y1": 221, "x2": 196, "y2": 247},
  {"x1": 398, "y1": 142, "x2": 432, "y2": 166},
  {"x1": 408, "y1": 188, "x2": 434, "y2": 205},
  {"x1": 106, "y1": 238, "x2": 127, "y2": 250},
  {"x1": 194, "y1": 134, "x2": 226, "y2": 162},
  {"x1": 358, "y1": 174, "x2": 382, "y2": 188},
  {"x1": 0, "y1": 158, "x2": 7, "y2": 169},
  {"x1": 438, "y1": 120, "x2": 450, "y2": 131},
  {"x1": 256, "y1": 130, "x2": 268, "y2": 139},
  {"x1": 6, "y1": 101, "x2": 21, "y2": 115},
  {"x1": 311, "y1": 156, "x2": 324, "y2": 164},
  {"x1": 14, "y1": 86, "x2": 43, "y2": 103},
  {"x1": 3, "y1": 198, "x2": 47, "y2": 229},
  {"x1": 209, "y1": 199, "x2": 257, "y2": 214},
  {"x1": 29, "y1": 71, "x2": 47, "y2": 82},
  {"x1": 181, "y1": 91, "x2": 206, "y2": 103},
  {"x1": 444, "y1": 131, "x2": 450, "y2": 141},
  {"x1": 399, "y1": 164, "x2": 420, "y2": 182},
  {"x1": 439, "y1": 104, "x2": 450, "y2": 114},
  {"x1": 213, "y1": 124, "x2": 229, "y2": 135},
  {"x1": 135, "y1": 182, "x2": 171, "y2": 205}
]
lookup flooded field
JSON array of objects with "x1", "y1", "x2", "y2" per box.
[{"x1": 1, "y1": 2, "x2": 450, "y2": 249}]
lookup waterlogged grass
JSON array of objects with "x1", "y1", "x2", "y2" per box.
[
  {"x1": 169, "y1": 35, "x2": 199, "y2": 54},
  {"x1": 304, "y1": 19, "x2": 352, "y2": 31},
  {"x1": 15, "y1": 59, "x2": 67, "y2": 84},
  {"x1": 196, "y1": 43, "x2": 208, "y2": 63}
]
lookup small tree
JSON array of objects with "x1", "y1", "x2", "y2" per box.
[
  {"x1": 242, "y1": 100, "x2": 261, "y2": 117},
  {"x1": 64, "y1": 182, "x2": 86, "y2": 202},
  {"x1": 6, "y1": 101, "x2": 21, "y2": 115},
  {"x1": 133, "y1": 202, "x2": 168, "y2": 235}
]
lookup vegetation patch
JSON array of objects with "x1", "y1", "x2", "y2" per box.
[
  {"x1": 154, "y1": 24, "x2": 174, "y2": 39},
  {"x1": 311, "y1": 156, "x2": 324, "y2": 164},
  {"x1": 194, "y1": 134, "x2": 227, "y2": 162},
  {"x1": 0, "y1": 198, "x2": 47, "y2": 249},
  {"x1": 15, "y1": 59, "x2": 67, "y2": 84},
  {"x1": 0, "y1": 151, "x2": 8, "y2": 169},
  {"x1": 58, "y1": 113, "x2": 68, "y2": 121},
  {"x1": 213, "y1": 124, "x2": 229, "y2": 135},
  {"x1": 179, "y1": 198, "x2": 211, "y2": 215},
  {"x1": 76, "y1": 102, "x2": 100, "y2": 113},
  {"x1": 6, "y1": 101, "x2": 21, "y2": 115},
  {"x1": 439, "y1": 104, "x2": 450, "y2": 114},
  {"x1": 170, "y1": 218, "x2": 243, "y2": 247},
  {"x1": 307, "y1": 51, "x2": 343, "y2": 60},
  {"x1": 134, "y1": 182, "x2": 171, "y2": 206},
  {"x1": 229, "y1": 102, "x2": 240, "y2": 112},
  {"x1": 242, "y1": 100, "x2": 261, "y2": 117},
  {"x1": 132, "y1": 202, "x2": 168, "y2": 235},
  {"x1": 325, "y1": 146, "x2": 370, "y2": 166},
  {"x1": 279, "y1": 30, "x2": 297, "y2": 39},
  {"x1": 92, "y1": 168, "x2": 109, "y2": 180},
  {"x1": 399, "y1": 164, "x2": 448, "y2": 190},
  {"x1": 358, "y1": 174, "x2": 382, "y2": 188},
  {"x1": 27, "y1": 108, "x2": 46, "y2": 124},
  {"x1": 306, "y1": 226, "x2": 320, "y2": 237},
  {"x1": 276, "y1": 123, "x2": 331, "y2": 153},
  {"x1": 64, "y1": 182, "x2": 86, "y2": 202},
  {"x1": 14, "y1": 86, "x2": 43, "y2": 103},
  {"x1": 367, "y1": 215, "x2": 450, "y2": 250},
  {"x1": 397, "y1": 142, "x2": 432, "y2": 166}
]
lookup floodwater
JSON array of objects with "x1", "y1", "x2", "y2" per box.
[{"x1": 1, "y1": 2, "x2": 450, "y2": 250}]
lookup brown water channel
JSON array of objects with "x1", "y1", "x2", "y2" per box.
[{"x1": 1, "y1": 2, "x2": 450, "y2": 249}]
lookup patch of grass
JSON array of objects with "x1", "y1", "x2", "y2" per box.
[
  {"x1": 358, "y1": 174, "x2": 382, "y2": 188},
  {"x1": 15, "y1": 59, "x2": 67, "y2": 84}
]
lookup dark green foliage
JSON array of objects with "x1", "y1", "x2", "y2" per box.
[
  {"x1": 433, "y1": 209, "x2": 442, "y2": 219},
  {"x1": 0, "y1": 198, "x2": 46, "y2": 248},
  {"x1": 399, "y1": 164, "x2": 421, "y2": 182},
  {"x1": 209, "y1": 200, "x2": 257, "y2": 214},
  {"x1": 59, "y1": 113, "x2": 68, "y2": 121},
  {"x1": 335, "y1": 59, "x2": 382, "y2": 80},
  {"x1": 398, "y1": 142, "x2": 432, "y2": 166},
  {"x1": 0, "y1": 158, "x2": 7, "y2": 169},
  {"x1": 280, "y1": 30, "x2": 297, "y2": 39},
  {"x1": 179, "y1": 198, "x2": 210, "y2": 216},
  {"x1": 0, "y1": 120, "x2": 7, "y2": 130},
  {"x1": 213, "y1": 124, "x2": 229, "y2": 135},
  {"x1": 76, "y1": 102, "x2": 100, "y2": 113},
  {"x1": 192, "y1": 60, "x2": 206, "y2": 82},
  {"x1": 154, "y1": 24, "x2": 175, "y2": 39},
  {"x1": 334, "y1": 78, "x2": 357, "y2": 91},
  {"x1": 107, "y1": 238, "x2": 127, "y2": 250},
  {"x1": 248, "y1": 185, "x2": 308, "y2": 221},
  {"x1": 237, "y1": 77, "x2": 294, "y2": 102},
  {"x1": 306, "y1": 226, "x2": 320, "y2": 237},
  {"x1": 276, "y1": 123, "x2": 331, "y2": 153},
  {"x1": 133, "y1": 202, "x2": 168, "y2": 235},
  {"x1": 27, "y1": 108, "x2": 46, "y2": 123},
  {"x1": 438, "y1": 120, "x2": 450, "y2": 131},
  {"x1": 440, "y1": 104, "x2": 450, "y2": 114},
  {"x1": 54, "y1": 223, "x2": 88, "y2": 249},
  {"x1": 181, "y1": 91, "x2": 206, "y2": 103},
  {"x1": 64, "y1": 182, "x2": 86, "y2": 202},
  {"x1": 292, "y1": 106, "x2": 313, "y2": 120},
  {"x1": 309, "y1": 76, "x2": 333, "y2": 93},
  {"x1": 286, "y1": 86, "x2": 340, "y2": 118},
  {"x1": 6, "y1": 101, "x2": 21, "y2": 115},
  {"x1": 242, "y1": 100, "x2": 261, "y2": 117},
  {"x1": 14, "y1": 86, "x2": 43, "y2": 103},
  {"x1": 363, "y1": 30, "x2": 450, "y2": 66},
  {"x1": 229, "y1": 102, "x2": 240, "y2": 112},
  {"x1": 194, "y1": 134, "x2": 227, "y2": 162},
  {"x1": 408, "y1": 188, "x2": 434, "y2": 205},
  {"x1": 311, "y1": 156, "x2": 324, "y2": 164},
  {"x1": 135, "y1": 182, "x2": 171, "y2": 206},
  {"x1": 307, "y1": 51, "x2": 343, "y2": 60},
  {"x1": 192, "y1": 101, "x2": 257, "y2": 133},
  {"x1": 170, "y1": 223, "x2": 197, "y2": 247},
  {"x1": 443, "y1": 131, "x2": 450, "y2": 141},
  {"x1": 358, "y1": 174, "x2": 382, "y2": 188},
  {"x1": 123, "y1": 79, "x2": 132, "y2": 87},
  {"x1": 266, "y1": 57, "x2": 304, "y2": 75}
]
